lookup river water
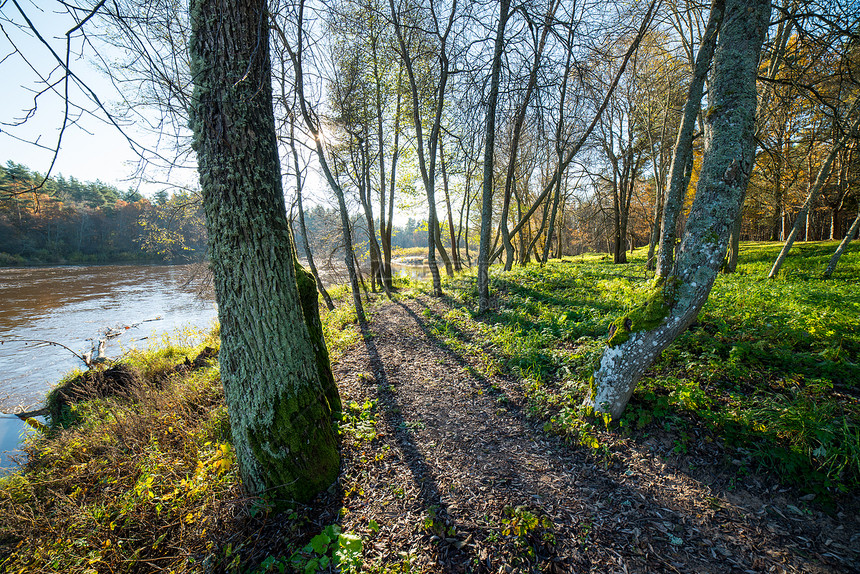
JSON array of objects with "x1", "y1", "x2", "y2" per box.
[{"x1": 0, "y1": 264, "x2": 218, "y2": 470}]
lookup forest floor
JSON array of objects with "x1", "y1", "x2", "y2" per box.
[
  {"x1": 2, "y1": 243, "x2": 858, "y2": 574},
  {"x1": 291, "y1": 293, "x2": 858, "y2": 574}
]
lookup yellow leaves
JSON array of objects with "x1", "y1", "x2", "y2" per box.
[{"x1": 203, "y1": 443, "x2": 234, "y2": 475}]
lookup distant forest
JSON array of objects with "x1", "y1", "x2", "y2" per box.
[
  {"x1": 0, "y1": 161, "x2": 435, "y2": 267},
  {"x1": 0, "y1": 161, "x2": 206, "y2": 265}
]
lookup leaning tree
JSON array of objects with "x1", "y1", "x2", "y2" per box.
[{"x1": 588, "y1": 0, "x2": 771, "y2": 420}]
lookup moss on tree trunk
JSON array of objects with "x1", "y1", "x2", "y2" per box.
[{"x1": 189, "y1": 0, "x2": 339, "y2": 504}]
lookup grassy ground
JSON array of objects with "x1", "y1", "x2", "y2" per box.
[
  {"x1": 0, "y1": 240, "x2": 857, "y2": 572},
  {"x1": 429, "y1": 241, "x2": 860, "y2": 497}
]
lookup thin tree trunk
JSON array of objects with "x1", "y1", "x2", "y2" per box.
[
  {"x1": 440, "y1": 137, "x2": 461, "y2": 271},
  {"x1": 655, "y1": 0, "x2": 724, "y2": 277},
  {"x1": 478, "y1": 0, "x2": 511, "y2": 312},
  {"x1": 769, "y1": 109, "x2": 860, "y2": 278},
  {"x1": 389, "y1": 0, "x2": 457, "y2": 296},
  {"x1": 372, "y1": 38, "x2": 393, "y2": 289},
  {"x1": 824, "y1": 209, "x2": 860, "y2": 278},
  {"x1": 492, "y1": 0, "x2": 659, "y2": 264},
  {"x1": 499, "y1": 0, "x2": 559, "y2": 271},
  {"x1": 384, "y1": 67, "x2": 404, "y2": 287},
  {"x1": 280, "y1": 8, "x2": 366, "y2": 323},
  {"x1": 291, "y1": 119, "x2": 334, "y2": 311},
  {"x1": 589, "y1": 0, "x2": 770, "y2": 421}
]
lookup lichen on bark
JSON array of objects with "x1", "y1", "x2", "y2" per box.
[{"x1": 189, "y1": 0, "x2": 340, "y2": 504}]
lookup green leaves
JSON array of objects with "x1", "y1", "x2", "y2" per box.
[{"x1": 289, "y1": 524, "x2": 364, "y2": 574}]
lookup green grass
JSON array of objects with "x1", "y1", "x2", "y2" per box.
[{"x1": 417, "y1": 241, "x2": 860, "y2": 497}]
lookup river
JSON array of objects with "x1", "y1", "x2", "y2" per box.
[{"x1": 0, "y1": 264, "x2": 218, "y2": 470}]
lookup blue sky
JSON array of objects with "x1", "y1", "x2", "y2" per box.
[{"x1": 0, "y1": 1, "x2": 172, "y2": 196}]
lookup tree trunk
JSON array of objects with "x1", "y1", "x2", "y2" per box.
[
  {"x1": 279, "y1": 6, "x2": 366, "y2": 323},
  {"x1": 189, "y1": 0, "x2": 339, "y2": 502},
  {"x1": 373, "y1": 40, "x2": 393, "y2": 289},
  {"x1": 478, "y1": 0, "x2": 511, "y2": 312},
  {"x1": 726, "y1": 9, "x2": 797, "y2": 269},
  {"x1": 588, "y1": 0, "x2": 770, "y2": 421},
  {"x1": 499, "y1": 2, "x2": 558, "y2": 271},
  {"x1": 769, "y1": 109, "x2": 860, "y2": 278},
  {"x1": 440, "y1": 138, "x2": 462, "y2": 271},
  {"x1": 823, "y1": 209, "x2": 860, "y2": 278},
  {"x1": 491, "y1": 0, "x2": 659, "y2": 264},
  {"x1": 291, "y1": 119, "x2": 334, "y2": 311},
  {"x1": 655, "y1": 0, "x2": 724, "y2": 278}
]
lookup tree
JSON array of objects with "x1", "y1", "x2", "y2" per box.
[
  {"x1": 477, "y1": 0, "x2": 511, "y2": 312},
  {"x1": 588, "y1": 0, "x2": 771, "y2": 421},
  {"x1": 189, "y1": 0, "x2": 340, "y2": 502},
  {"x1": 389, "y1": 0, "x2": 463, "y2": 296},
  {"x1": 768, "y1": 103, "x2": 860, "y2": 278}
]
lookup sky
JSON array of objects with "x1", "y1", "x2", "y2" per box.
[{"x1": 0, "y1": 1, "x2": 186, "y2": 196}]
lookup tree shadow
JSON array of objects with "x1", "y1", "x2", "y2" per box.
[
  {"x1": 357, "y1": 320, "x2": 478, "y2": 570},
  {"x1": 389, "y1": 296, "x2": 859, "y2": 573}
]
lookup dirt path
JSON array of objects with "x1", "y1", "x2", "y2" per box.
[{"x1": 328, "y1": 296, "x2": 858, "y2": 573}]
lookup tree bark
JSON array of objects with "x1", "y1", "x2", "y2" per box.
[
  {"x1": 725, "y1": 8, "x2": 797, "y2": 271},
  {"x1": 189, "y1": 0, "x2": 339, "y2": 502},
  {"x1": 588, "y1": 0, "x2": 770, "y2": 421}
]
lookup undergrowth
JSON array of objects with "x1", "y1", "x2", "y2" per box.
[
  {"x1": 1, "y1": 241, "x2": 856, "y2": 572},
  {"x1": 0, "y1": 329, "x2": 240, "y2": 573}
]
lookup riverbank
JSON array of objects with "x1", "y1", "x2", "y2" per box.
[{"x1": 1, "y1": 242, "x2": 858, "y2": 573}]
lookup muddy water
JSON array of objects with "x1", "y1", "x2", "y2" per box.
[{"x1": 0, "y1": 264, "x2": 218, "y2": 469}]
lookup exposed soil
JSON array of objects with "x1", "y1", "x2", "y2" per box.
[{"x1": 285, "y1": 295, "x2": 859, "y2": 573}]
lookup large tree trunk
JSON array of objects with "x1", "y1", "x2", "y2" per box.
[
  {"x1": 189, "y1": 0, "x2": 339, "y2": 502},
  {"x1": 588, "y1": 0, "x2": 770, "y2": 421}
]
